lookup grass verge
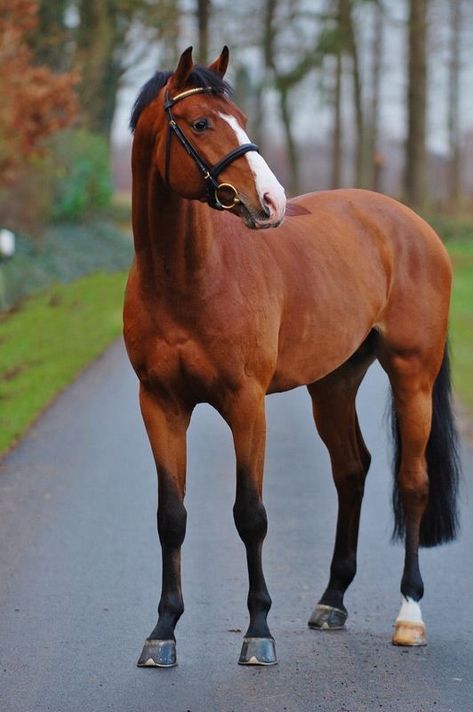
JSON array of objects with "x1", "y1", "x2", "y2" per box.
[
  {"x1": 446, "y1": 238, "x2": 473, "y2": 416},
  {"x1": 427, "y1": 213, "x2": 473, "y2": 416},
  {"x1": 0, "y1": 271, "x2": 127, "y2": 456}
]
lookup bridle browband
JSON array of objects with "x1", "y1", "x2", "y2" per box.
[{"x1": 163, "y1": 87, "x2": 259, "y2": 211}]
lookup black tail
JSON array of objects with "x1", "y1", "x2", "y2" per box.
[{"x1": 391, "y1": 345, "x2": 461, "y2": 547}]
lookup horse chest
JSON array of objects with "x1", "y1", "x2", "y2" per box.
[{"x1": 136, "y1": 333, "x2": 214, "y2": 392}]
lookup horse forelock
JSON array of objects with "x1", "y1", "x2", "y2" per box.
[{"x1": 130, "y1": 66, "x2": 233, "y2": 133}]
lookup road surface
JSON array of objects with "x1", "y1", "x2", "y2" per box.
[{"x1": 1, "y1": 340, "x2": 472, "y2": 712}]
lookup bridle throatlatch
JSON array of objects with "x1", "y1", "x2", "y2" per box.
[{"x1": 164, "y1": 87, "x2": 260, "y2": 211}]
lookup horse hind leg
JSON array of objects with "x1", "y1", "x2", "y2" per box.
[
  {"x1": 380, "y1": 341, "x2": 459, "y2": 647},
  {"x1": 385, "y1": 359, "x2": 431, "y2": 646},
  {"x1": 307, "y1": 345, "x2": 374, "y2": 631}
]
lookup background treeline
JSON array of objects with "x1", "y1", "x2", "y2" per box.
[
  {"x1": 1, "y1": 0, "x2": 473, "y2": 239},
  {"x1": 114, "y1": 0, "x2": 473, "y2": 208}
]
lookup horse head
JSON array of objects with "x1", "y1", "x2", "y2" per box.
[{"x1": 131, "y1": 46, "x2": 287, "y2": 229}]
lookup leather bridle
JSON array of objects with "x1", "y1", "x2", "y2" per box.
[{"x1": 163, "y1": 87, "x2": 259, "y2": 211}]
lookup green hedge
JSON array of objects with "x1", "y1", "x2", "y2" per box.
[{"x1": 0, "y1": 221, "x2": 132, "y2": 311}]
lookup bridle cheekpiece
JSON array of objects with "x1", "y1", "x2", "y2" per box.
[{"x1": 164, "y1": 87, "x2": 259, "y2": 211}]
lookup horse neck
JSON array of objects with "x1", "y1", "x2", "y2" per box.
[{"x1": 131, "y1": 140, "x2": 215, "y2": 292}]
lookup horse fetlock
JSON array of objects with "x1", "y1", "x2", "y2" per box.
[
  {"x1": 401, "y1": 574, "x2": 424, "y2": 602},
  {"x1": 329, "y1": 555, "x2": 357, "y2": 589},
  {"x1": 158, "y1": 591, "x2": 184, "y2": 618}
]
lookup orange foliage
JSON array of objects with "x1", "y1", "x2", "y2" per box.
[{"x1": 0, "y1": 0, "x2": 78, "y2": 187}]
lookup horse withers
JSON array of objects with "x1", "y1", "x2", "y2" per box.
[{"x1": 124, "y1": 46, "x2": 459, "y2": 667}]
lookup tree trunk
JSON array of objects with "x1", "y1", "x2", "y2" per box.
[
  {"x1": 404, "y1": 0, "x2": 428, "y2": 207},
  {"x1": 252, "y1": 83, "x2": 265, "y2": 153},
  {"x1": 74, "y1": 1, "x2": 125, "y2": 142},
  {"x1": 158, "y1": 0, "x2": 181, "y2": 67},
  {"x1": 331, "y1": 51, "x2": 343, "y2": 189},
  {"x1": 278, "y1": 84, "x2": 300, "y2": 195},
  {"x1": 263, "y1": 0, "x2": 301, "y2": 194},
  {"x1": 32, "y1": 0, "x2": 70, "y2": 71},
  {"x1": 447, "y1": 0, "x2": 461, "y2": 207},
  {"x1": 197, "y1": 0, "x2": 210, "y2": 64},
  {"x1": 339, "y1": 0, "x2": 365, "y2": 187},
  {"x1": 369, "y1": 0, "x2": 383, "y2": 192}
]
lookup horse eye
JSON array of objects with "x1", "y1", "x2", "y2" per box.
[{"x1": 192, "y1": 118, "x2": 209, "y2": 132}]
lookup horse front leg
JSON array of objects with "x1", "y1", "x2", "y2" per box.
[
  {"x1": 223, "y1": 387, "x2": 277, "y2": 666},
  {"x1": 137, "y1": 385, "x2": 192, "y2": 668}
]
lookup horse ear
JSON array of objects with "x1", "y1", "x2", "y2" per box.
[
  {"x1": 208, "y1": 46, "x2": 229, "y2": 78},
  {"x1": 170, "y1": 47, "x2": 194, "y2": 90}
]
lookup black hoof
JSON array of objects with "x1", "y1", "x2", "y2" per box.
[
  {"x1": 238, "y1": 637, "x2": 277, "y2": 666},
  {"x1": 137, "y1": 639, "x2": 177, "y2": 667},
  {"x1": 308, "y1": 603, "x2": 347, "y2": 630}
]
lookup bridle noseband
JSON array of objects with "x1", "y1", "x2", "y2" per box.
[{"x1": 164, "y1": 87, "x2": 259, "y2": 211}]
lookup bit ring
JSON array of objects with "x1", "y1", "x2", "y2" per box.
[{"x1": 216, "y1": 182, "x2": 240, "y2": 209}]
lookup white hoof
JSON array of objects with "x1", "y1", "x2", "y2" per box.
[{"x1": 392, "y1": 597, "x2": 427, "y2": 647}]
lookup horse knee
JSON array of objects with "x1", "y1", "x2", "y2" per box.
[
  {"x1": 333, "y1": 463, "x2": 368, "y2": 498},
  {"x1": 233, "y1": 494, "x2": 268, "y2": 545},
  {"x1": 157, "y1": 500, "x2": 187, "y2": 548}
]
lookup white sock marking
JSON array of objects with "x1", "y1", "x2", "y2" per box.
[
  {"x1": 218, "y1": 113, "x2": 286, "y2": 223},
  {"x1": 396, "y1": 596, "x2": 424, "y2": 624}
]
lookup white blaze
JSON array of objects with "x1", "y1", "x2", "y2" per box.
[{"x1": 218, "y1": 113, "x2": 286, "y2": 223}]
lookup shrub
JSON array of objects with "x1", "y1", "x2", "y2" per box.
[{"x1": 51, "y1": 129, "x2": 113, "y2": 221}]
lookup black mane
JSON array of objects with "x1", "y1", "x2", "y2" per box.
[{"x1": 130, "y1": 66, "x2": 233, "y2": 133}]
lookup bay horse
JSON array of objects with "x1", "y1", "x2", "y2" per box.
[{"x1": 124, "y1": 46, "x2": 459, "y2": 667}]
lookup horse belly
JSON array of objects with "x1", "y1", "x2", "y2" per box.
[{"x1": 269, "y1": 294, "x2": 381, "y2": 393}]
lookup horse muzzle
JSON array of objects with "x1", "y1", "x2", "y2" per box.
[{"x1": 237, "y1": 193, "x2": 286, "y2": 230}]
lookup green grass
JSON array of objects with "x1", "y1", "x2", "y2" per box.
[
  {"x1": 0, "y1": 271, "x2": 127, "y2": 455},
  {"x1": 424, "y1": 214, "x2": 473, "y2": 416},
  {"x1": 423, "y1": 214, "x2": 473, "y2": 415},
  {"x1": 445, "y1": 238, "x2": 473, "y2": 415}
]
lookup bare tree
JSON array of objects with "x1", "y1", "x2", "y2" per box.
[
  {"x1": 320, "y1": 0, "x2": 368, "y2": 188},
  {"x1": 368, "y1": 0, "x2": 383, "y2": 191},
  {"x1": 404, "y1": 0, "x2": 428, "y2": 206},
  {"x1": 447, "y1": 0, "x2": 462, "y2": 206},
  {"x1": 331, "y1": 49, "x2": 343, "y2": 188},
  {"x1": 75, "y1": 1, "x2": 180, "y2": 141},
  {"x1": 32, "y1": 0, "x2": 70, "y2": 72},
  {"x1": 339, "y1": 0, "x2": 366, "y2": 187},
  {"x1": 263, "y1": 0, "x2": 322, "y2": 194},
  {"x1": 197, "y1": 0, "x2": 211, "y2": 64}
]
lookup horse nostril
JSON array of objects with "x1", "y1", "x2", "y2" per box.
[{"x1": 263, "y1": 192, "x2": 275, "y2": 218}]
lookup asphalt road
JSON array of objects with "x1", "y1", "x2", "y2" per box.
[{"x1": 1, "y1": 340, "x2": 472, "y2": 712}]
